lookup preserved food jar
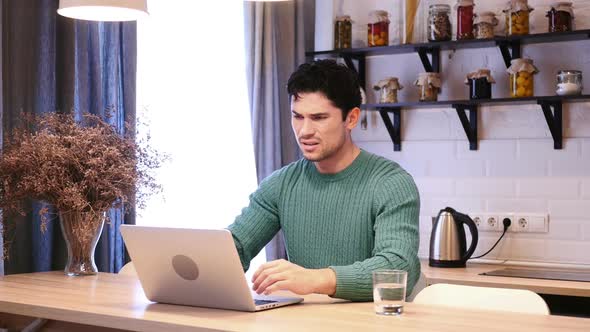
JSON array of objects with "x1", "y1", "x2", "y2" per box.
[
  {"x1": 504, "y1": 0, "x2": 534, "y2": 36},
  {"x1": 465, "y1": 69, "x2": 496, "y2": 99},
  {"x1": 455, "y1": 0, "x2": 475, "y2": 40},
  {"x1": 556, "y1": 70, "x2": 583, "y2": 96},
  {"x1": 507, "y1": 58, "x2": 538, "y2": 98},
  {"x1": 415, "y1": 72, "x2": 441, "y2": 101},
  {"x1": 373, "y1": 77, "x2": 404, "y2": 103},
  {"x1": 547, "y1": 2, "x2": 574, "y2": 33},
  {"x1": 334, "y1": 15, "x2": 352, "y2": 49},
  {"x1": 474, "y1": 12, "x2": 498, "y2": 39},
  {"x1": 428, "y1": 4, "x2": 452, "y2": 41},
  {"x1": 368, "y1": 10, "x2": 390, "y2": 47}
]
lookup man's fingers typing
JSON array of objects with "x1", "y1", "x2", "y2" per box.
[
  {"x1": 252, "y1": 266, "x2": 281, "y2": 290},
  {"x1": 255, "y1": 272, "x2": 287, "y2": 294},
  {"x1": 263, "y1": 280, "x2": 290, "y2": 295}
]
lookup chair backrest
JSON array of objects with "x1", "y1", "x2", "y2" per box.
[
  {"x1": 407, "y1": 272, "x2": 427, "y2": 302},
  {"x1": 413, "y1": 283, "x2": 550, "y2": 315},
  {"x1": 118, "y1": 262, "x2": 137, "y2": 276}
]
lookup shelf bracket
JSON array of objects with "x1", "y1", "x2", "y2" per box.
[
  {"x1": 415, "y1": 46, "x2": 440, "y2": 73},
  {"x1": 453, "y1": 104, "x2": 478, "y2": 150},
  {"x1": 342, "y1": 54, "x2": 367, "y2": 90},
  {"x1": 378, "y1": 107, "x2": 402, "y2": 151},
  {"x1": 538, "y1": 100, "x2": 563, "y2": 149},
  {"x1": 497, "y1": 40, "x2": 521, "y2": 68}
]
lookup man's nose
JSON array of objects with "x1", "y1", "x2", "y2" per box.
[{"x1": 299, "y1": 119, "x2": 315, "y2": 137}]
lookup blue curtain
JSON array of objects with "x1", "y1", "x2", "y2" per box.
[{"x1": 1, "y1": 0, "x2": 136, "y2": 274}]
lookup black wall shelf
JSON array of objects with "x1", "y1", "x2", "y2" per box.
[
  {"x1": 364, "y1": 95, "x2": 590, "y2": 151},
  {"x1": 306, "y1": 29, "x2": 590, "y2": 58},
  {"x1": 306, "y1": 30, "x2": 590, "y2": 151}
]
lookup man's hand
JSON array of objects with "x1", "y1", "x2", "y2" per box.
[{"x1": 251, "y1": 259, "x2": 336, "y2": 296}]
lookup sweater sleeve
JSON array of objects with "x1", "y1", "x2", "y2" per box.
[
  {"x1": 329, "y1": 171, "x2": 421, "y2": 301},
  {"x1": 227, "y1": 170, "x2": 282, "y2": 272}
]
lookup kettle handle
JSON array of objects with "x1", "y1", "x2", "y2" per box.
[{"x1": 454, "y1": 211, "x2": 479, "y2": 262}]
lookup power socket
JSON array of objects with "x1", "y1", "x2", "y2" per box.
[
  {"x1": 486, "y1": 215, "x2": 501, "y2": 231},
  {"x1": 515, "y1": 214, "x2": 549, "y2": 233},
  {"x1": 514, "y1": 216, "x2": 529, "y2": 232},
  {"x1": 499, "y1": 214, "x2": 515, "y2": 232}
]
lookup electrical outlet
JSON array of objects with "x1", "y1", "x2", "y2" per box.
[
  {"x1": 470, "y1": 214, "x2": 485, "y2": 230},
  {"x1": 497, "y1": 214, "x2": 514, "y2": 232},
  {"x1": 486, "y1": 215, "x2": 501, "y2": 232},
  {"x1": 507, "y1": 215, "x2": 527, "y2": 233}
]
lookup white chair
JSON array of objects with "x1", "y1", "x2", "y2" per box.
[
  {"x1": 407, "y1": 272, "x2": 427, "y2": 302},
  {"x1": 413, "y1": 283, "x2": 550, "y2": 315},
  {"x1": 118, "y1": 262, "x2": 137, "y2": 276}
]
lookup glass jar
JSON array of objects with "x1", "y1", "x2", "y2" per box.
[
  {"x1": 415, "y1": 72, "x2": 441, "y2": 102},
  {"x1": 547, "y1": 2, "x2": 574, "y2": 33},
  {"x1": 428, "y1": 4, "x2": 452, "y2": 42},
  {"x1": 507, "y1": 58, "x2": 538, "y2": 98},
  {"x1": 504, "y1": 0, "x2": 534, "y2": 36},
  {"x1": 474, "y1": 12, "x2": 498, "y2": 39},
  {"x1": 334, "y1": 15, "x2": 352, "y2": 49},
  {"x1": 556, "y1": 70, "x2": 583, "y2": 96},
  {"x1": 456, "y1": 0, "x2": 475, "y2": 40},
  {"x1": 374, "y1": 77, "x2": 404, "y2": 103},
  {"x1": 465, "y1": 69, "x2": 495, "y2": 100},
  {"x1": 368, "y1": 10, "x2": 390, "y2": 47}
]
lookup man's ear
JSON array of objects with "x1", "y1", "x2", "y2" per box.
[{"x1": 345, "y1": 107, "x2": 361, "y2": 130}]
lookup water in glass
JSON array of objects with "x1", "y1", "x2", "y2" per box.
[{"x1": 373, "y1": 282, "x2": 406, "y2": 315}]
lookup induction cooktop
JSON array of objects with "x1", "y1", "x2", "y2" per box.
[{"x1": 481, "y1": 268, "x2": 590, "y2": 282}]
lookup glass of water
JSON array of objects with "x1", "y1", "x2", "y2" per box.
[{"x1": 372, "y1": 270, "x2": 407, "y2": 315}]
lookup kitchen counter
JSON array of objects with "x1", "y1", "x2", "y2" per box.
[{"x1": 420, "y1": 260, "x2": 590, "y2": 297}]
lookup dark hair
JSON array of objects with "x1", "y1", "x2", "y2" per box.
[{"x1": 287, "y1": 59, "x2": 361, "y2": 120}]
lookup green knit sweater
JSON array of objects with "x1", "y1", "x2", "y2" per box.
[{"x1": 228, "y1": 149, "x2": 420, "y2": 302}]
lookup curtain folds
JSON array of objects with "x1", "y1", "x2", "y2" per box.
[
  {"x1": 244, "y1": 0, "x2": 315, "y2": 261},
  {"x1": 1, "y1": 0, "x2": 136, "y2": 274}
]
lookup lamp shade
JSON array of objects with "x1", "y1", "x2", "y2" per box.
[{"x1": 57, "y1": 0, "x2": 148, "y2": 22}]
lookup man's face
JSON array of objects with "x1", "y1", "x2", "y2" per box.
[{"x1": 291, "y1": 92, "x2": 354, "y2": 163}]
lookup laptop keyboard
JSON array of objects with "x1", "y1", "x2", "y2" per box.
[{"x1": 254, "y1": 299, "x2": 278, "y2": 306}]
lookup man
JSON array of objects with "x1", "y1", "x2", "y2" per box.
[{"x1": 228, "y1": 59, "x2": 420, "y2": 302}]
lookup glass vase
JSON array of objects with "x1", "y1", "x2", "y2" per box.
[{"x1": 59, "y1": 210, "x2": 105, "y2": 276}]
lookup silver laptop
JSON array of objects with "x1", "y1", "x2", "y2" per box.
[{"x1": 120, "y1": 225, "x2": 303, "y2": 312}]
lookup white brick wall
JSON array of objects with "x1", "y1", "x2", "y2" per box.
[{"x1": 320, "y1": 0, "x2": 590, "y2": 266}]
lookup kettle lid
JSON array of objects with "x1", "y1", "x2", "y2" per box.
[{"x1": 441, "y1": 206, "x2": 456, "y2": 214}]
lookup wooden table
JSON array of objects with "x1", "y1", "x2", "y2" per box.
[
  {"x1": 420, "y1": 261, "x2": 590, "y2": 297},
  {"x1": 0, "y1": 272, "x2": 589, "y2": 331}
]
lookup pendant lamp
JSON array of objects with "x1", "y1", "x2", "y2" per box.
[{"x1": 57, "y1": 0, "x2": 148, "y2": 22}]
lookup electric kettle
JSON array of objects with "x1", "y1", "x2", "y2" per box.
[{"x1": 429, "y1": 207, "x2": 478, "y2": 268}]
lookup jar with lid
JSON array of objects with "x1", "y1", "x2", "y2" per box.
[
  {"x1": 428, "y1": 4, "x2": 452, "y2": 42},
  {"x1": 507, "y1": 58, "x2": 539, "y2": 98},
  {"x1": 547, "y1": 2, "x2": 574, "y2": 33},
  {"x1": 373, "y1": 77, "x2": 404, "y2": 103},
  {"x1": 465, "y1": 69, "x2": 496, "y2": 99},
  {"x1": 474, "y1": 12, "x2": 499, "y2": 39},
  {"x1": 504, "y1": 0, "x2": 534, "y2": 36},
  {"x1": 368, "y1": 10, "x2": 390, "y2": 47},
  {"x1": 334, "y1": 15, "x2": 352, "y2": 49},
  {"x1": 455, "y1": 0, "x2": 475, "y2": 40},
  {"x1": 414, "y1": 72, "x2": 441, "y2": 101},
  {"x1": 556, "y1": 70, "x2": 583, "y2": 96}
]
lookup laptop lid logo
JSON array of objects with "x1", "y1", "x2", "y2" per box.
[{"x1": 171, "y1": 254, "x2": 199, "y2": 281}]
